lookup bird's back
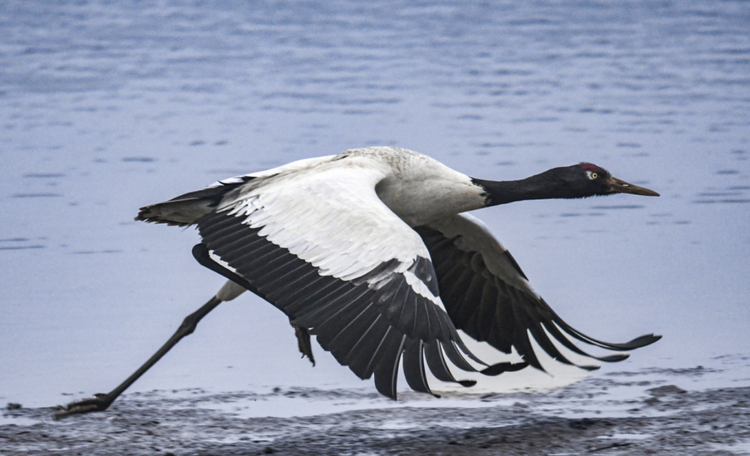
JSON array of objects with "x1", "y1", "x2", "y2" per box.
[{"x1": 136, "y1": 147, "x2": 488, "y2": 228}]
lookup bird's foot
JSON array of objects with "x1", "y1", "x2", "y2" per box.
[
  {"x1": 53, "y1": 393, "x2": 114, "y2": 419},
  {"x1": 290, "y1": 320, "x2": 315, "y2": 366}
]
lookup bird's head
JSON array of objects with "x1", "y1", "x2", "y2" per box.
[
  {"x1": 566, "y1": 163, "x2": 660, "y2": 198},
  {"x1": 472, "y1": 163, "x2": 659, "y2": 206}
]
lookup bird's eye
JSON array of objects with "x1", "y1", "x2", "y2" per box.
[{"x1": 586, "y1": 171, "x2": 598, "y2": 180}]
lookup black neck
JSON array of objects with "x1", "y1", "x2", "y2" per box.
[{"x1": 473, "y1": 168, "x2": 580, "y2": 207}]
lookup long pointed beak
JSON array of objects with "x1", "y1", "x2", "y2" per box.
[{"x1": 608, "y1": 177, "x2": 660, "y2": 197}]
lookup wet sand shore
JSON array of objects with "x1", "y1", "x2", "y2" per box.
[{"x1": 3, "y1": 378, "x2": 748, "y2": 455}]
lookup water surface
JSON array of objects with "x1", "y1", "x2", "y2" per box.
[{"x1": 1, "y1": 0, "x2": 749, "y2": 411}]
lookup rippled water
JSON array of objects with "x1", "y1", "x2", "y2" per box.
[{"x1": 1, "y1": 0, "x2": 749, "y2": 410}]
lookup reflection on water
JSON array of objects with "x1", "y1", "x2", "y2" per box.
[{"x1": 1, "y1": 0, "x2": 748, "y2": 408}]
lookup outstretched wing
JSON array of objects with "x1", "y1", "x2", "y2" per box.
[
  {"x1": 193, "y1": 164, "x2": 483, "y2": 398},
  {"x1": 416, "y1": 213, "x2": 661, "y2": 372}
]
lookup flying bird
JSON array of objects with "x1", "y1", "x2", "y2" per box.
[{"x1": 56, "y1": 146, "x2": 660, "y2": 417}]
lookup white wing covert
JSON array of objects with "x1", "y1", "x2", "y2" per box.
[{"x1": 195, "y1": 165, "x2": 484, "y2": 398}]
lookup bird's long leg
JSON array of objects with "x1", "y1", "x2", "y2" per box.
[
  {"x1": 54, "y1": 295, "x2": 222, "y2": 418},
  {"x1": 54, "y1": 280, "x2": 246, "y2": 419}
]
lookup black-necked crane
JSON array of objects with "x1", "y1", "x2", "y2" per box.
[{"x1": 56, "y1": 146, "x2": 661, "y2": 417}]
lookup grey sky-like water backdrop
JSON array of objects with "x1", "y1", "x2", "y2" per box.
[{"x1": 1, "y1": 0, "x2": 749, "y2": 413}]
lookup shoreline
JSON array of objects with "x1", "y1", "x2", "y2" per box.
[{"x1": 3, "y1": 377, "x2": 748, "y2": 455}]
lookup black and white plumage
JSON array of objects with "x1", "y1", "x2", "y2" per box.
[{"x1": 57, "y1": 146, "x2": 660, "y2": 417}]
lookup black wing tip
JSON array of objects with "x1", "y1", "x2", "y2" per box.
[
  {"x1": 599, "y1": 353, "x2": 630, "y2": 363},
  {"x1": 624, "y1": 334, "x2": 662, "y2": 349},
  {"x1": 558, "y1": 320, "x2": 663, "y2": 352},
  {"x1": 374, "y1": 372, "x2": 398, "y2": 400},
  {"x1": 480, "y1": 362, "x2": 529, "y2": 377}
]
